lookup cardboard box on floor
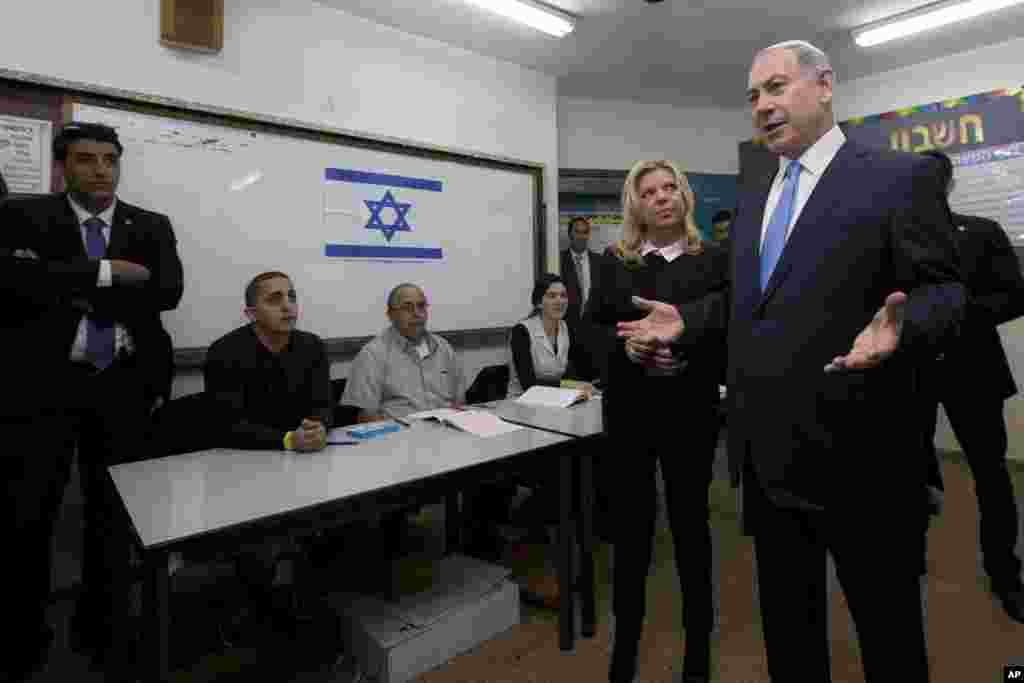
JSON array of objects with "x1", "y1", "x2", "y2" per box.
[{"x1": 329, "y1": 554, "x2": 520, "y2": 683}]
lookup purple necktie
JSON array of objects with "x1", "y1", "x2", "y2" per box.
[{"x1": 84, "y1": 216, "x2": 115, "y2": 370}]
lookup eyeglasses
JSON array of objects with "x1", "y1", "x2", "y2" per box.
[{"x1": 391, "y1": 301, "x2": 430, "y2": 314}]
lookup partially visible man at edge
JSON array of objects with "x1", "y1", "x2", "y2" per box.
[{"x1": 1, "y1": 122, "x2": 183, "y2": 682}]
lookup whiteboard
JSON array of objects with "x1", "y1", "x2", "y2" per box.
[{"x1": 73, "y1": 103, "x2": 539, "y2": 351}]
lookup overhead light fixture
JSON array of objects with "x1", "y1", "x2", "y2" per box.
[
  {"x1": 463, "y1": 0, "x2": 575, "y2": 37},
  {"x1": 853, "y1": 0, "x2": 1024, "y2": 47}
]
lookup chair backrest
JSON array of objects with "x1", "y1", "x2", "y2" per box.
[
  {"x1": 149, "y1": 392, "x2": 224, "y2": 457},
  {"x1": 465, "y1": 364, "x2": 510, "y2": 405},
  {"x1": 331, "y1": 377, "x2": 360, "y2": 426},
  {"x1": 330, "y1": 377, "x2": 347, "y2": 405}
]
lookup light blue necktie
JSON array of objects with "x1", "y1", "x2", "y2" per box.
[
  {"x1": 760, "y1": 159, "x2": 801, "y2": 291},
  {"x1": 84, "y1": 216, "x2": 115, "y2": 370}
]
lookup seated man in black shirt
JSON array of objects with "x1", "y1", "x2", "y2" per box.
[
  {"x1": 203, "y1": 270, "x2": 332, "y2": 643},
  {"x1": 205, "y1": 270, "x2": 331, "y2": 451}
]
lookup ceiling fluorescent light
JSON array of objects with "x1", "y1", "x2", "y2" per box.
[
  {"x1": 853, "y1": 0, "x2": 1024, "y2": 47},
  {"x1": 463, "y1": 0, "x2": 575, "y2": 37}
]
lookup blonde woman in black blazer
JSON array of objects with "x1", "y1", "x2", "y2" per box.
[{"x1": 585, "y1": 160, "x2": 728, "y2": 683}]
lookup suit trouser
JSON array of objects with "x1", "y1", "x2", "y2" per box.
[
  {"x1": 744, "y1": 465, "x2": 930, "y2": 682},
  {"x1": 6, "y1": 355, "x2": 148, "y2": 667},
  {"x1": 607, "y1": 399, "x2": 718, "y2": 683},
  {"x1": 921, "y1": 390, "x2": 1022, "y2": 591}
]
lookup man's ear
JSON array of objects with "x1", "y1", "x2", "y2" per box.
[
  {"x1": 818, "y1": 68, "x2": 834, "y2": 105},
  {"x1": 243, "y1": 305, "x2": 255, "y2": 323}
]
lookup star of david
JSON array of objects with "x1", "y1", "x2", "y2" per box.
[{"x1": 364, "y1": 190, "x2": 413, "y2": 242}]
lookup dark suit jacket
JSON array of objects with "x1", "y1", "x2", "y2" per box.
[
  {"x1": 560, "y1": 247, "x2": 604, "y2": 326},
  {"x1": 0, "y1": 193, "x2": 183, "y2": 417},
  {"x1": 680, "y1": 140, "x2": 965, "y2": 511},
  {"x1": 938, "y1": 212, "x2": 1024, "y2": 400}
]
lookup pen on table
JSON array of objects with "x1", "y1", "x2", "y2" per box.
[{"x1": 393, "y1": 416, "x2": 411, "y2": 427}]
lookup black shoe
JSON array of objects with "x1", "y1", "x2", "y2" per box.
[{"x1": 993, "y1": 583, "x2": 1024, "y2": 623}]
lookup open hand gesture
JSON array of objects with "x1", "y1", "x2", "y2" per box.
[
  {"x1": 616, "y1": 297, "x2": 686, "y2": 344},
  {"x1": 617, "y1": 297, "x2": 687, "y2": 369},
  {"x1": 825, "y1": 291, "x2": 905, "y2": 372}
]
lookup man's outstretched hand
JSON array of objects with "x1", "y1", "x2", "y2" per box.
[
  {"x1": 616, "y1": 297, "x2": 685, "y2": 344},
  {"x1": 824, "y1": 291, "x2": 906, "y2": 373},
  {"x1": 617, "y1": 297, "x2": 686, "y2": 369}
]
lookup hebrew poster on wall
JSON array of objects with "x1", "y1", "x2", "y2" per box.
[
  {"x1": 841, "y1": 87, "x2": 1024, "y2": 243},
  {"x1": 0, "y1": 114, "x2": 51, "y2": 194}
]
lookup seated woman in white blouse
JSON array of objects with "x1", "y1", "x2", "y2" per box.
[
  {"x1": 507, "y1": 273, "x2": 594, "y2": 397},
  {"x1": 500, "y1": 274, "x2": 596, "y2": 608}
]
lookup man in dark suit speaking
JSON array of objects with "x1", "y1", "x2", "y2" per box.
[
  {"x1": 919, "y1": 149, "x2": 1024, "y2": 622},
  {"x1": 618, "y1": 41, "x2": 964, "y2": 681},
  {"x1": 0, "y1": 122, "x2": 184, "y2": 682}
]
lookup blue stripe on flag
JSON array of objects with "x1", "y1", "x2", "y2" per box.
[
  {"x1": 324, "y1": 168, "x2": 442, "y2": 192},
  {"x1": 325, "y1": 244, "x2": 443, "y2": 259}
]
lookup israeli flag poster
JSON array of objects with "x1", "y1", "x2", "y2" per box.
[{"x1": 323, "y1": 168, "x2": 445, "y2": 261}]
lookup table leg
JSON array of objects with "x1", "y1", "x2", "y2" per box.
[
  {"x1": 559, "y1": 449, "x2": 575, "y2": 651},
  {"x1": 144, "y1": 550, "x2": 170, "y2": 683},
  {"x1": 576, "y1": 452, "x2": 596, "y2": 638}
]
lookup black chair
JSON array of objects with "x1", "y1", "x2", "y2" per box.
[
  {"x1": 331, "y1": 377, "x2": 360, "y2": 426},
  {"x1": 149, "y1": 391, "x2": 225, "y2": 457},
  {"x1": 465, "y1": 364, "x2": 510, "y2": 405}
]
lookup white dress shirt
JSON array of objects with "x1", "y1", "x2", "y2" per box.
[
  {"x1": 759, "y1": 124, "x2": 846, "y2": 249},
  {"x1": 68, "y1": 196, "x2": 134, "y2": 360}
]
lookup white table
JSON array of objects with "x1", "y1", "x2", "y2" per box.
[{"x1": 110, "y1": 421, "x2": 572, "y2": 682}]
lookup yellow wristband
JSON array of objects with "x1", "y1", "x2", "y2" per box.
[{"x1": 283, "y1": 431, "x2": 294, "y2": 451}]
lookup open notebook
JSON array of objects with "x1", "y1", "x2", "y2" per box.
[
  {"x1": 405, "y1": 408, "x2": 522, "y2": 437},
  {"x1": 516, "y1": 385, "x2": 588, "y2": 409}
]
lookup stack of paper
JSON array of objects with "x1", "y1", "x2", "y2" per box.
[
  {"x1": 406, "y1": 408, "x2": 521, "y2": 437},
  {"x1": 405, "y1": 408, "x2": 465, "y2": 422},
  {"x1": 516, "y1": 385, "x2": 587, "y2": 409}
]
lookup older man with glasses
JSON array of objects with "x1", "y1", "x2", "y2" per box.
[{"x1": 343, "y1": 282, "x2": 465, "y2": 422}]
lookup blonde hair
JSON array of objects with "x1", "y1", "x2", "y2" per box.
[{"x1": 619, "y1": 160, "x2": 703, "y2": 261}]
